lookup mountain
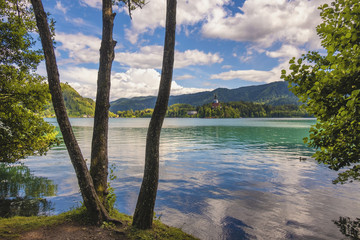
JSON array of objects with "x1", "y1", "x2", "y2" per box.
[
  {"x1": 110, "y1": 81, "x2": 299, "y2": 112},
  {"x1": 44, "y1": 83, "x2": 95, "y2": 117}
]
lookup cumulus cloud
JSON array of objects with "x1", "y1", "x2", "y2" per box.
[
  {"x1": 55, "y1": 1, "x2": 68, "y2": 14},
  {"x1": 266, "y1": 44, "x2": 305, "y2": 60},
  {"x1": 115, "y1": 45, "x2": 163, "y2": 69},
  {"x1": 211, "y1": 70, "x2": 276, "y2": 83},
  {"x1": 54, "y1": 32, "x2": 222, "y2": 68},
  {"x1": 58, "y1": 67, "x2": 209, "y2": 100},
  {"x1": 175, "y1": 74, "x2": 195, "y2": 80},
  {"x1": 57, "y1": 66, "x2": 98, "y2": 99},
  {"x1": 125, "y1": 0, "x2": 230, "y2": 43},
  {"x1": 111, "y1": 68, "x2": 209, "y2": 100},
  {"x1": 79, "y1": 0, "x2": 101, "y2": 9},
  {"x1": 60, "y1": 66, "x2": 98, "y2": 85},
  {"x1": 175, "y1": 49, "x2": 223, "y2": 69},
  {"x1": 55, "y1": 33, "x2": 101, "y2": 64},
  {"x1": 115, "y1": 45, "x2": 223, "y2": 69},
  {"x1": 204, "y1": 0, "x2": 332, "y2": 85},
  {"x1": 211, "y1": 60, "x2": 292, "y2": 84},
  {"x1": 221, "y1": 65, "x2": 232, "y2": 69},
  {"x1": 202, "y1": 0, "x2": 330, "y2": 49}
]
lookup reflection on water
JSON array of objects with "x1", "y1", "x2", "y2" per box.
[
  {"x1": 334, "y1": 217, "x2": 360, "y2": 239},
  {"x1": 23, "y1": 118, "x2": 360, "y2": 239},
  {"x1": 0, "y1": 163, "x2": 57, "y2": 217}
]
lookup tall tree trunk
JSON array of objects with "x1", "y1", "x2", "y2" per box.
[
  {"x1": 132, "y1": 0, "x2": 177, "y2": 230},
  {"x1": 31, "y1": 0, "x2": 113, "y2": 225},
  {"x1": 90, "y1": 0, "x2": 116, "y2": 206}
]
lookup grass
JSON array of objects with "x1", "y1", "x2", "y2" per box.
[
  {"x1": 0, "y1": 210, "x2": 78, "y2": 239},
  {"x1": 0, "y1": 207, "x2": 198, "y2": 240}
]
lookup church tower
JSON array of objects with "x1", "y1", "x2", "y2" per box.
[{"x1": 212, "y1": 94, "x2": 220, "y2": 108}]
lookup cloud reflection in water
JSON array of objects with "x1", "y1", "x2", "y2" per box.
[{"x1": 24, "y1": 118, "x2": 360, "y2": 239}]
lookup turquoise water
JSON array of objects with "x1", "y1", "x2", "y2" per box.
[{"x1": 19, "y1": 118, "x2": 360, "y2": 239}]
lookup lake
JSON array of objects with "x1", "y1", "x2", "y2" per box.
[{"x1": 8, "y1": 118, "x2": 360, "y2": 239}]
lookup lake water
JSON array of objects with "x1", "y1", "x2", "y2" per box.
[{"x1": 13, "y1": 118, "x2": 360, "y2": 239}]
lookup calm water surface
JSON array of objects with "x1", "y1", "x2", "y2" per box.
[{"x1": 19, "y1": 118, "x2": 360, "y2": 239}]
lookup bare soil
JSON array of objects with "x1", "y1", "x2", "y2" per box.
[{"x1": 19, "y1": 223, "x2": 128, "y2": 240}]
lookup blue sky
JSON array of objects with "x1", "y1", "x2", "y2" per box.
[{"x1": 39, "y1": 0, "x2": 331, "y2": 101}]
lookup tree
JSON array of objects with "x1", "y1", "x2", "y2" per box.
[
  {"x1": 281, "y1": 0, "x2": 360, "y2": 184},
  {"x1": 31, "y1": 0, "x2": 114, "y2": 224},
  {"x1": 90, "y1": 0, "x2": 145, "y2": 208},
  {"x1": 132, "y1": 0, "x2": 177, "y2": 229},
  {"x1": 0, "y1": 0, "x2": 58, "y2": 162},
  {"x1": 31, "y1": 0, "x2": 144, "y2": 223},
  {"x1": 90, "y1": 0, "x2": 116, "y2": 208}
]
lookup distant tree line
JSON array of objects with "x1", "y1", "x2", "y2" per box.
[{"x1": 115, "y1": 102, "x2": 311, "y2": 118}]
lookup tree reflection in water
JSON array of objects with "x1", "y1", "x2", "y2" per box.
[
  {"x1": 0, "y1": 163, "x2": 57, "y2": 217},
  {"x1": 334, "y1": 217, "x2": 360, "y2": 240}
]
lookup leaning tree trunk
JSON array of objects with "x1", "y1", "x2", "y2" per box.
[
  {"x1": 90, "y1": 0, "x2": 116, "y2": 206},
  {"x1": 132, "y1": 0, "x2": 177, "y2": 230},
  {"x1": 31, "y1": 0, "x2": 113, "y2": 225}
]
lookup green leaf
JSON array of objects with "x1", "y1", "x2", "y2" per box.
[{"x1": 282, "y1": 0, "x2": 360, "y2": 184}]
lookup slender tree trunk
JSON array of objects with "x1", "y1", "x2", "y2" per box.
[
  {"x1": 31, "y1": 0, "x2": 114, "y2": 225},
  {"x1": 132, "y1": 0, "x2": 177, "y2": 230},
  {"x1": 90, "y1": 0, "x2": 116, "y2": 206}
]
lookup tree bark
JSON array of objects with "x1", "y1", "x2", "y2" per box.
[
  {"x1": 132, "y1": 0, "x2": 177, "y2": 230},
  {"x1": 31, "y1": 0, "x2": 113, "y2": 225},
  {"x1": 90, "y1": 0, "x2": 116, "y2": 206}
]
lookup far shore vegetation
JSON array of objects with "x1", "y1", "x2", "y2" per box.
[
  {"x1": 44, "y1": 101, "x2": 311, "y2": 119},
  {"x1": 42, "y1": 83, "x2": 311, "y2": 119}
]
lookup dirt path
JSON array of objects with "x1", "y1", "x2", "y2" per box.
[{"x1": 19, "y1": 223, "x2": 128, "y2": 240}]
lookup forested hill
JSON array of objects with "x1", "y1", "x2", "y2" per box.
[
  {"x1": 110, "y1": 81, "x2": 298, "y2": 112},
  {"x1": 44, "y1": 83, "x2": 95, "y2": 117}
]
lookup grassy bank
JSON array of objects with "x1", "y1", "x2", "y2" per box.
[{"x1": 0, "y1": 207, "x2": 197, "y2": 240}]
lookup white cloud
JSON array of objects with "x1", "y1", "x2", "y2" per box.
[
  {"x1": 115, "y1": 45, "x2": 223, "y2": 69},
  {"x1": 55, "y1": 1, "x2": 68, "y2": 14},
  {"x1": 60, "y1": 66, "x2": 98, "y2": 85},
  {"x1": 58, "y1": 67, "x2": 209, "y2": 100},
  {"x1": 111, "y1": 68, "x2": 161, "y2": 99},
  {"x1": 55, "y1": 33, "x2": 101, "y2": 64},
  {"x1": 111, "y1": 68, "x2": 209, "y2": 100},
  {"x1": 221, "y1": 65, "x2": 232, "y2": 69},
  {"x1": 175, "y1": 74, "x2": 195, "y2": 80},
  {"x1": 175, "y1": 49, "x2": 223, "y2": 69},
  {"x1": 125, "y1": 0, "x2": 230, "y2": 43},
  {"x1": 211, "y1": 70, "x2": 276, "y2": 83},
  {"x1": 58, "y1": 66, "x2": 98, "y2": 99},
  {"x1": 115, "y1": 45, "x2": 163, "y2": 69},
  {"x1": 266, "y1": 44, "x2": 305, "y2": 60},
  {"x1": 202, "y1": 0, "x2": 330, "y2": 49},
  {"x1": 72, "y1": 17, "x2": 86, "y2": 26},
  {"x1": 171, "y1": 85, "x2": 210, "y2": 96},
  {"x1": 79, "y1": 0, "x2": 101, "y2": 9},
  {"x1": 205, "y1": 0, "x2": 332, "y2": 85},
  {"x1": 55, "y1": 32, "x2": 222, "y2": 68},
  {"x1": 211, "y1": 59, "x2": 292, "y2": 84}
]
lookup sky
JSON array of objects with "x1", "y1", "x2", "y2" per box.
[{"x1": 38, "y1": 0, "x2": 331, "y2": 101}]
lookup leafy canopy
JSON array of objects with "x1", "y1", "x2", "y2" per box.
[
  {"x1": 281, "y1": 0, "x2": 360, "y2": 184},
  {"x1": 0, "y1": 0, "x2": 58, "y2": 162}
]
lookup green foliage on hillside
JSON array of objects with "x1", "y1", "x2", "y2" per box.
[
  {"x1": 109, "y1": 81, "x2": 299, "y2": 112},
  {"x1": 167, "y1": 104, "x2": 196, "y2": 117},
  {"x1": 49, "y1": 83, "x2": 306, "y2": 119},
  {"x1": 44, "y1": 83, "x2": 95, "y2": 118},
  {"x1": 117, "y1": 108, "x2": 154, "y2": 118},
  {"x1": 197, "y1": 102, "x2": 308, "y2": 118},
  {"x1": 116, "y1": 102, "x2": 309, "y2": 118}
]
